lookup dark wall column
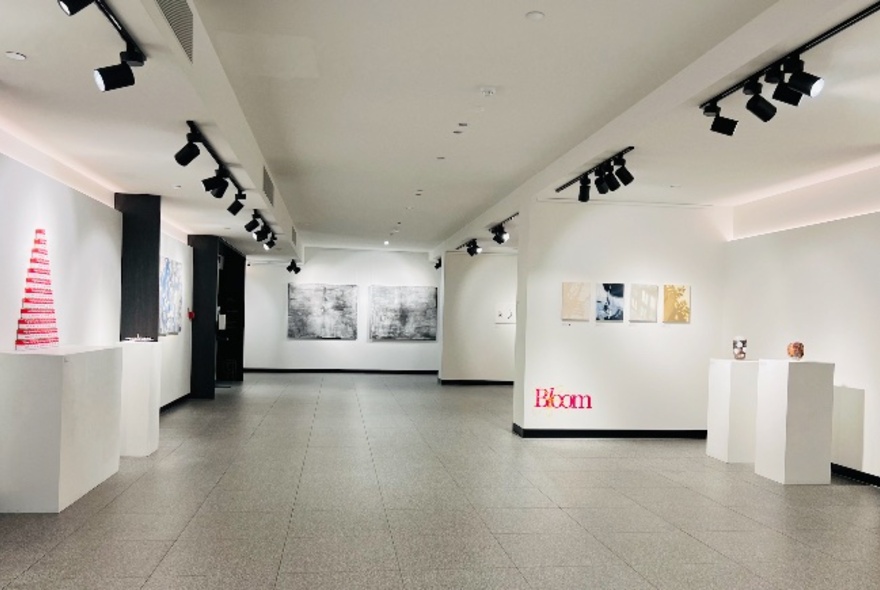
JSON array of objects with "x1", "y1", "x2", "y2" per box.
[
  {"x1": 187, "y1": 235, "x2": 220, "y2": 399},
  {"x1": 216, "y1": 242, "x2": 246, "y2": 382},
  {"x1": 115, "y1": 193, "x2": 161, "y2": 341}
]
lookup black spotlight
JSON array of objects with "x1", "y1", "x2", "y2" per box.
[
  {"x1": 491, "y1": 224, "x2": 509, "y2": 244},
  {"x1": 614, "y1": 157, "x2": 634, "y2": 186},
  {"x1": 202, "y1": 169, "x2": 229, "y2": 199},
  {"x1": 120, "y1": 44, "x2": 145, "y2": 68},
  {"x1": 263, "y1": 238, "x2": 276, "y2": 251},
  {"x1": 578, "y1": 177, "x2": 591, "y2": 203},
  {"x1": 227, "y1": 197, "x2": 245, "y2": 216},
  {"x1": 595, "y1": 171, "x2": 609, "y2": 194},
  {"x1": 286, "y1": 260, "x2": 301, "y2": 274},
  {"x1": 466, "y1": 240, "x2": 482, "y2": 257},
  {"x1": 255, "y1": 226, "x2": 271, "y2": 242},
  {"x1": 788, "y1": 71, "x2": 824, "y2": 98},
  {"x1": 772, "y1": 82, "x2": 803, "y2": 107},
  {"x1": 744, "y1": 80, "x2": 776, "y2": 122},
  {"x1": 746, "y1": 94, "x2": 777, "y2": 122},
  {"x1": 702, "y1": 103, "x2": 721, "y2": 118},
  {"x1": 58, "y1": 0, "x2": 95, "y2": 16},
  {"x1": 710, "y1": 115, "x2": 738, "y2": 136},
  {"x1": 94, "y1": 62, "x2": 134, "y2": 92},
  {"x1": 434, "y1": 258, "x2": 442, "y2": 270},
  {"x1": 604, "y1": 165, "x2": 621, "y2": 192},
  {"x1": 244, "y1": 215, "x2": 260, "y2": 233},
  {"x1": 175, "y1": 132, "x2": 202, "y2": 166}
]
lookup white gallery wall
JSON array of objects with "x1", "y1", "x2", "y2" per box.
[
  {"x1": 724, "y1": 212, "x2": 880, "y2": 479},
  {"x1": 0, "y1": 154, "x2": 121, "y2": 352},
  {"x1": 514, "y1": 201, "x2": 728, "y2": 431},
  {"x1": 440, "y1": 251, "x2": 517, "y2": 382},
  {"x1": 245, "y1": 247, "x2": 440, "y2": 371},
  {"x1": 159, "y1": 232, "x2": 193, "y2": 406}
]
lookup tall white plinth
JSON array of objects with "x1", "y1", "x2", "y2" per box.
[
  {"x1": 120, "y1": 341, "x2": 161, "y2": 457},
  {"x1": 0, "y1": 345, "x2": 122, "y2": 513},
  {"x1": 755, "y1": 360, "x2": 834, "y2": 485},
  {"x1": 706, "y1": 359, "x2": 758, "y2": 463}
]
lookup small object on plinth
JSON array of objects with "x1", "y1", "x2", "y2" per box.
[
  {"x1": 787, "y1": 341, "x2": 804, "y2": 360},
  {"x1": 733, "y1": 338, "x2": 747, "y2": 360}
]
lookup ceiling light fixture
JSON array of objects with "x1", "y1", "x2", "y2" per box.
[
  {"x1": 255, "y1": 227, "x2": 271, "y2": 242},
  {"x1": 5, "y1": 51, "x2": 27, "y2": 61},
  {"x1": 434, "y1": 258, "x2": 442, "y2": 270},
  {"x1": 244, "y1": 213, "x2": 260, "y2": 233},
  {"x1": 174, "y1": 131, "x2": 202, "y2": 166},
  {"x1": 556, "y1": 147, "x2": 635, "y2": 201},
  {"x1": 465, "y1": 239, "x2": 482, "y2": 257},
  {"x1": 490, "y1": 224, "x2": 510, "y2": 244},
  {"x1": 263, "y1": 237, "x2": 276, "y2": 251},
  {"x1": 697, "y1": 2, "x2": 880, "y2": 136},
  {"x1": 227, "y1": 193, "x2": 245, "y2": 216},
  {"x1": 286, "y1": 260, "x2": 301, "y2": 274},
  {"x1": 526, "y1": 11, "x2": 545, "y2": 21},
  {"x1": 61, "y1": 1, "x2": 148, "y2": 92},
  {"x1": 202, "y1": 168, "x2": 229, "y2": 199}
]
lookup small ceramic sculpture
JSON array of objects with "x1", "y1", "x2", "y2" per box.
[
  {"x1": 787, "y1": 341, "x2": 804, "y2": 360},
  {"x1": 732, "y1": 338, "x2": 747, "y2": 360}
]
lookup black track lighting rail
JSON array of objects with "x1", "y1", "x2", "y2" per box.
[
  {"x1": 93, "y1": 0, "x2": 146, "y2": 61},
  {"x1": 185, "y1": 120, "x2": 246, "y2": 196},
  {"x1": 700, "y1": 0, "x2": 880, "y2": 109},
  {"x1": 555, "y1": 147, "x2": 634, "y2": 193},
  {"x1": 492, "y1": 211, "x2": 520, "y2": 227}
]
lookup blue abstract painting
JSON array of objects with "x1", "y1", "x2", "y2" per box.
[{"x1": 159, "y1": 257, "x2": 183, "y2": 336}]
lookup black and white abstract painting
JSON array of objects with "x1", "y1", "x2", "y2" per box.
[
  {"x1": 288, "y1": 284, "x2": 358, "y2": 340},
  {"x1": 596, "y1": 283, "x2": 625, "y2": 322},
  {"x1": 370, "y1": 286, "x2": 437, "y2": 341}
]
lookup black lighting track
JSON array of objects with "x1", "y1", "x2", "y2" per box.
[
  {"x1": 186, "y1": 120, "x2": 246, "y2": 196},
  {"x1": 700, "y1": 0, "x2": 880, "y2": 109},
  {"x1": 92, "y1": 0, "x2": 145, "y2": 60},
  {"x1": 555, "y1": 146, "x2": 634, "y2": 193},
  {"x1": 490, "y1": 211, "x2": 520, "y2": 228}
]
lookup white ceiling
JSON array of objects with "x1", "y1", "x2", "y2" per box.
[{"x1": 1, "y1": 1, "x2": 880, "y2": 257}]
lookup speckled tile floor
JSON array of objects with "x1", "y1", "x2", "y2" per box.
[{"x1": 1, "y1": 373, "x2": 879, "y2": 589}]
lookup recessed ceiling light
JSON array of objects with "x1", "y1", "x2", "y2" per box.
[
  {"x1": 406, "y1": 205, "x2": 414, "y2": 210},
  {"x1": 437, "y1": 156, "x2": 446, "y2": 160},
  {"x1": 458, "y1": 123, "x2": 468, "y2": 127},
  {"x1": 525, "y1": 11, "x2": 545, "y2": 21},
  {"x1": 172, "y1": 184, "x2": 182, "y2": 189},
  {"x1": 5, "y1": 51, "x2": 27, "y2": 61},
  {"x1": 384, "y1": 240, "x2": 390, "y2": 246},
  {"x1": 453, "y1": 130, "x2": 463, "y2": 134}
]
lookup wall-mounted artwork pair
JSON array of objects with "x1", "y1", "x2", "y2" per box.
[
  {"x1": 287, "y1": 284, "x2": 437, "y2": 341},
  {"x1": 561, "y1": 282, "x2": 691, "y2": 324}
]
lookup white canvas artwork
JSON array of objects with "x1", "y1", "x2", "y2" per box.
[
  {"x1": 630, "y1": 284, "x2": 659, "y2": 323},
  {"x1": 159, "y1": 257, "x2": 183, "y2": 336},
  {"x1": 561, "y1": 282, "x2": 591, "y2": 321}
]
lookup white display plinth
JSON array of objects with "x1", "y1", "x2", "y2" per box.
[
  {"x1": 120, "y1": 341, "x2": 161, "y2": 457},
  {"x1": 706, "y1": 359, "x2": 758, "y2": 463},
  {"x1": 754, "y1": 360, "x2": 834, "y2": 485},
  {"x1": 0, "y1": 345, "x2": 122, "y2": 513}
]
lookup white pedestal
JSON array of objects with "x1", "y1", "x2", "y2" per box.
[
  {"x1": 120, "y1": 341, "x2": 161, "y2": 457},
  {"x1": 755, "y1": 360, "x2": 834, "y2": 485},
  {"x1": 0, "y1": 345, "x2": 122, "y2": 512},
  {"x1": 706, "y1": 359, "x2": 758, "y2": 463},
  {"x1": 832, "y1": 386, "x2": 865, "y2": 470}
]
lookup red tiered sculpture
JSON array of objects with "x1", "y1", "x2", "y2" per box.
[{"x1": 15, "y1": 229, "x2": 59, "y2": 350}]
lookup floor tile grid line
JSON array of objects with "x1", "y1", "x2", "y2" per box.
[
  {"x1": 615, "y1": 486, "x2": 839, "y2": 589},
  {"x1": 4, "y1": 447, "x2": 168, "y2": 589},
  {"x1": 143, "y1": 386, "x2": 296, "y2": 588},
  {"x1": 360, "y1": 380, "x2": 407, "y2": 587},
  {"x1": 266, "y1": 381, "x2": 313, "y2": 590},
  {"x1": 386, "y1": 387, "x2": 630, "y2": 589}
]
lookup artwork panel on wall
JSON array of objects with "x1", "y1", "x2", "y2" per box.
[
  {"x1": 596, "y1": 283, "x2": 625, "y2": 322},
  {"x1": 370, "y1": 286, "x2": 437, "y2": 341},
  {"x1": 561, "y1": 282, "x2": 592, "y2": 321},
  {"x1": 159, "y1": 257, "x2": 183, "y2": 336},
  {"x1": 15, "y1": 229, "x2": 60, "y2": 350},
  {"x1": 630, "y1": 284, "x2": 659, "y2": 323},
  {"x1": 288, "y1": 284, "x2": 358, "y2": 340},
  {"x1": 663, "y1": 284, "x2": 691, "y2": 324},
  {"x1": 496, "y1": 303, "x2": 516, "y2": 324}
]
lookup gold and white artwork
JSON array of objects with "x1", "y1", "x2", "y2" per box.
[
  {"x1": 629, "y1": 284, "x2": 659, "y2": 323},
  {"x1": 561, "y1": 282, "x2": 591, "y2": 321},
  {"x1": 663, "y1": 284, "x2": 691, "y2": 324}
]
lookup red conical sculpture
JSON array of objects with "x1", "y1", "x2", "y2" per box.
[{"x1": 15, "y1": 229, "x2": 59, "y2": 350}]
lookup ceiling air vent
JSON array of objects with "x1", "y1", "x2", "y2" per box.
[
  {"x1": 155, "y1": 0, "x2": 194, "y2": 62},
  {"x1": 263, "y1": 167, "x2": 275, "y2": 205},
  {"x1": 289, "y1": 225, "x2": 298, "y2": 248}
]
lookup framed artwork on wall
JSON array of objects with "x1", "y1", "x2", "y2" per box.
[
  {"x1": 370, "y1": 286, "x2": 437, "y2": 341},
  {"x1": 288, "y1": 284, "x2": 358, "y2": 340}
]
